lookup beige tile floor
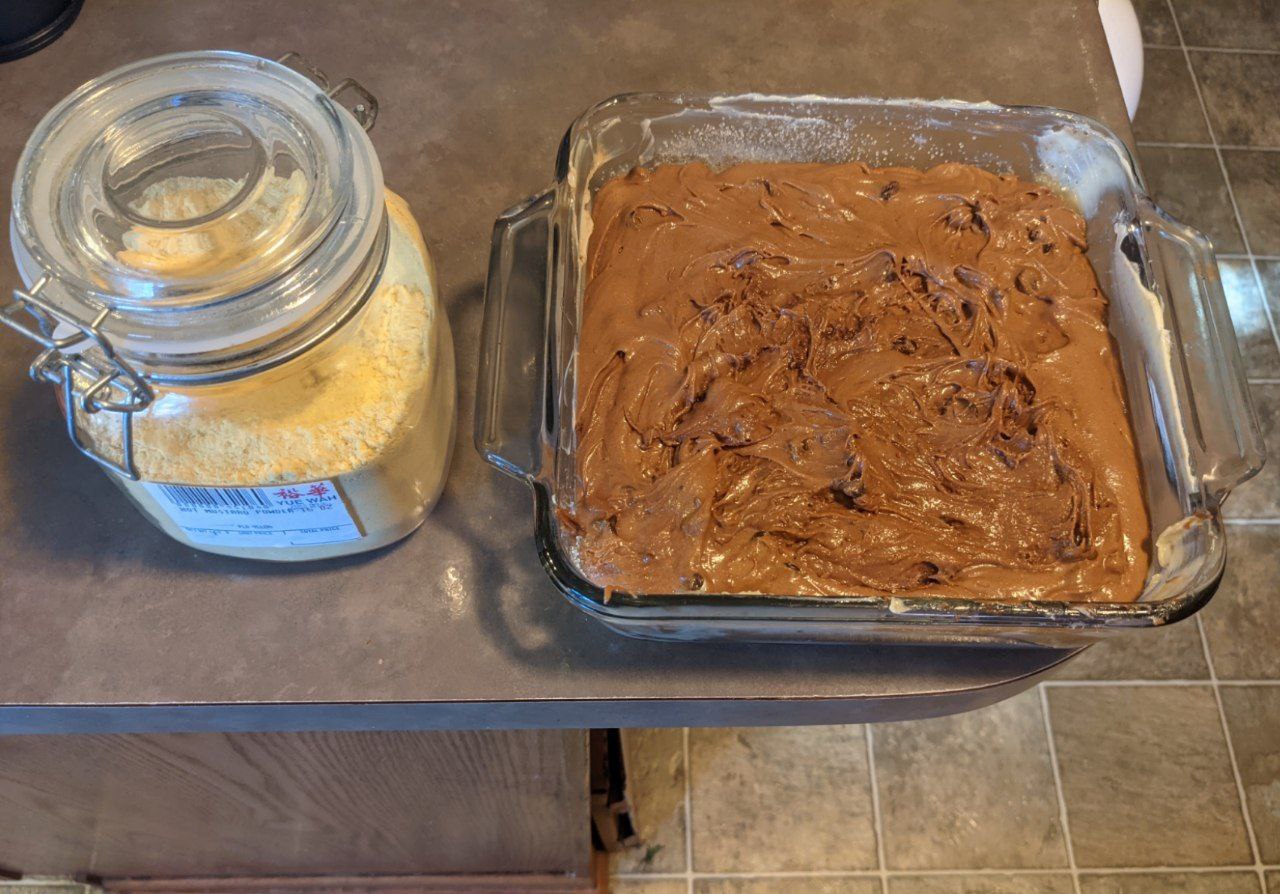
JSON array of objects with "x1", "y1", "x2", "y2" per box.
[{"x1": 613, "y1": 4, "x2": 1280, "y2": 892}]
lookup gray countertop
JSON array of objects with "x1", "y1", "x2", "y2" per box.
[{"x1": 0, "y1": 0, "x2": 1130, "y2": 735}]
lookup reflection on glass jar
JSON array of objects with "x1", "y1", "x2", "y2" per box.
[{"x1": 5, "y1": 51, "x2": 456, "y2": 560}]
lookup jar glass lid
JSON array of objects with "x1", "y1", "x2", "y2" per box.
[{"x1": 10, "y1": 50, "x2": 383, "y2": 365}]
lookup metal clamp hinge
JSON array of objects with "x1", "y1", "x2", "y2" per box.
[
  {"x1": 277, "y1": 51, "x2": 379, "y2": 132},
  {"x1": 0, "y1": 278, "x2": 153, "y2": 480}
]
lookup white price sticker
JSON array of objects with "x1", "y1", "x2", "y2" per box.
[{"x1": 142, "y1": 480, "x2": 363, "y2": 548}]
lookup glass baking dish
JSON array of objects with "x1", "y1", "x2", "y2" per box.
[{"x1": 475, "y1": 93, "x2": 1264, "y2": 646}]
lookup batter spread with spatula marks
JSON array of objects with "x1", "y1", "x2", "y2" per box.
[{"x1": 565, "y1": 161, "x2": 1149, "y2": 601}]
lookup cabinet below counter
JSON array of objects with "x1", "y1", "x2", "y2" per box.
[{"x1": 0, "y1": 729, "x2": 593, "y2": 884}]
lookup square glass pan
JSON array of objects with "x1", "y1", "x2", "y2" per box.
[{"x1": 477, "y1": 93, "x2": 1264, "y2": 646}]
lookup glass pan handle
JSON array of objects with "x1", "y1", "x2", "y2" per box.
[
  {"x1": 1142, "y1": 198, "x2": 1264, "y2": 503},
  {"x1": 475, "y1": 190, "x2": 555, "y2": 481}
]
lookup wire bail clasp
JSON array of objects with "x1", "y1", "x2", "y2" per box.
[
  {"x1": 276, "y1": 51, "x2": 379, "y2": 132},
  {"x1": 0, "y1": 277, "x2": 153, "y2": 480}
]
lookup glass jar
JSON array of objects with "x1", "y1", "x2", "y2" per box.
[{"x1": 3, "y1": 51, "x2": 456, "y2": 560}]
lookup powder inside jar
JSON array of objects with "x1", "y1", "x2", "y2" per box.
[
  {"x1": 81, "y1": 177, "x2": 435, "y2": 485},
  {"x1": 116, "y1": 171, "x2": 309, "y2": 277}
]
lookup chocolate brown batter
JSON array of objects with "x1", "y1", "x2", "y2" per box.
[{"x1": 566, "y1": 161, "x2": 1149, "y2": 601}]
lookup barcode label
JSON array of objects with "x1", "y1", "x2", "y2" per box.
[
  {"x1": 154, "y1": 484, "x2": 273, "y2": 509},
  {"x1": 141, "y1": 479, "x2": 362, "y2": 549}
]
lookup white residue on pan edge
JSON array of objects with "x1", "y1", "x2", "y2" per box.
[
  {"x1": 1108, "y1": 217, "x2": 1200, "y2": 604},
  {"x1": 1106, "y1": 217, "x2": 1207, "y2": 603},
  {"x1": 576, "y1": 193, "x2": 594, "y2": 270},
  {"x1": 705, "y1": 93, "x2": 1004, "y2": 112},
  {"x1": 1035, "y1": 124, "x2": 1130, "y2": 217},
  {"x1": 1146, "y1": 512, "x2": 1212, "y2": 608},
  {"x1": 1109, "y1": 216, "x2": 1191, "y2": 486},
  {"x1": 655, "y1": 95, "x2": 1013, "y2": 170}
]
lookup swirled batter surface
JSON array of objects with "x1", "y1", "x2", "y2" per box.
[{"x1": 567, "y1": 162, "x2": 1149, "y2": 601}]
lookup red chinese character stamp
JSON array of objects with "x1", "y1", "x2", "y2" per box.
[
  {"x1": 306, "y1": 483, "x2": 330, "y2": 497},
  {"x1": 274, "y1": 487, "x2": 302, "y2": 500}
]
